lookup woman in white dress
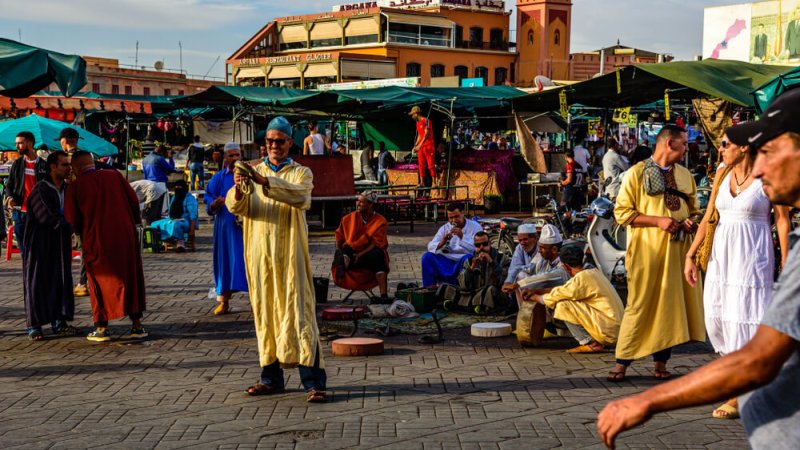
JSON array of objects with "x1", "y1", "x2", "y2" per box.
[{"x1": 684, "y1": 127, "x2": 791, "y2": 420}]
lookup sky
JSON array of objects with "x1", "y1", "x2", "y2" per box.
[{"x1": 0, "y1": 0, "x2": 738, "y2": 80}]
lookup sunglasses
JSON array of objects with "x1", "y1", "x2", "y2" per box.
[
  {"x1": 475, "y1": 241, "x2": 490, "y2": 247},
  {"x1": 720, "y1": 140, "x2": 728, "y2": 148},
  {"x1": 266, "y1": 138, "x2": 286, "y2": 146}
]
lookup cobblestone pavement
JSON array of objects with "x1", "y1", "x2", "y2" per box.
[{"x1": 0, "y1": 219, "x2": 748, "y2": 449}]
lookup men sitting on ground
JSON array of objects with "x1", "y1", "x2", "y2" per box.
[
  {"x1": 151, "y1": 180, "x2": 197, "y2": 252},
  {"x1": 501, "y1": 223, "x2": 542, "y2": 306},
  {"x1": 518, "y1": 224, "x2": 570, "y2": 288},
  {"x1": 524, "y1": 244, "x2": 624, "y2": 353},
  {"x1": 445, "y1": 231, "x2": 508, "y2": 312},
  {"x1": 333, "y1": 191, "x2": 391, "y2": 303},
  {"x1": 421, "y1": 202, "x2": 482, "y2": 287}
]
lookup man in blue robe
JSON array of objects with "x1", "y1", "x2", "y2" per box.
[{"x1": 204, "y1": 142, "x2": 248, "y2": 315}]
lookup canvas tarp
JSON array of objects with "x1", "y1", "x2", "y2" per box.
[
  {"x1": 193, "y1": 119, "x2": 253, "y2": 145},
  {"x1": 512, "y1": 59, "x2": 793, "y2": 111},
  {"x1": 515, "y1": 113, "x2": 547, "y2": 173},
  {"x1": 692, "y1": 98, "x2": 733, "y2": 154},
  {"x1": 0, "y1": 38, "x2": 86, "y2": 98}
]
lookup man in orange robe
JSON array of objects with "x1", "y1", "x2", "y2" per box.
[
  {"x1": 333, "y1": 191, "x2": 390, "y2": 303},
  {"x1": 65, "y1": 151, "x2": 147, "y2": 342}
]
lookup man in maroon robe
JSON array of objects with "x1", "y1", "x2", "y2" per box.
[{"x1": 64, "y1": 151, "x2": 147, "y2": 342}]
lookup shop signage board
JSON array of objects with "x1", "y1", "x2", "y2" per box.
[{"x1": 317, "y1": 76, "x2": 420, "y2": 90}]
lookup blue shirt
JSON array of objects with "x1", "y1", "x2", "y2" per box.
[
  {"x1": 142, "y1": 153, "x2": 175, "y2": 183},
  {"x1": 266, "y1": 157, "x2": 293, "y2": 173},
  {"x1": 505, "y1": 243, "x2": 543, "y2": 284}
]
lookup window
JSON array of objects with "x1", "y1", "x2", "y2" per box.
[
  {"x1": 494, "y1": 67, "x2": 508, "y2": 85},
  {"x1": 454, "y1": 65, "x2": 468, "y2": 81},
  {"x1": 431, "y1": 64, "x2": 445, "y2": 78},
  {"x1": 345, "y1": 17, "x2": 379, "y2": 46},
  {"x1": 420, "y1": 25, "x2": 450, "y2": 47},
  {"x1": 528, "y1": 30, "x2": 534, "y2": 46},
  {"x1": 111, "y1": 84, "x2": 119, "y2": 95},
  {"x1": 475, "y1": 66, "x2": 488, "y2": 85},
  {"x1": 124, "y1": 86, "x2": 132, "y2": 95},
  {"x1": 455, "y1": 25, "x2": 464, "y2": 47},
  {"x1": 92, "y1": 83, "x2": 101, "y2": 93},
  {"x1": 310, "y1": 21, "x2": 342, "y2": 48},
  {"x1": 164, "y1": 89, "x2": 171, "y2": 96},
  {"x1": 388, "y1": 22, "x2": 419, "y2": 45},
  {"x1": 469, "y1": 27, "x2": 483, "y2": 48},
  {"x1": 279, "y1": 25, "x2": 308, "y2": 51},
  {"x1": 346, "y1": 34, "x2": 378, "y2": 45},
  {"x1": 245, "y1": 36, "x2": 272, "y2": 58},
  {"x1": 406, "y1": 62, "x2": 421, "y2": 78},
  {"x1": 178, "y1": 90, "x2": 185, "y2": 96},
  {"x1": 388, "y1": 23, "x2": 450, "y2": 47},
  {"x1": 554, "y1": 29, "x2": 561, "y2": 46},
  {"x1": 489, "y1": 28, "x2": 504, "y2": 50},
  {"x1": 509, "y1": 62, "x2": 516, "y2": 83},
  {"x1": 143, "y1": 87, "x2": 151, "y2": 96}
]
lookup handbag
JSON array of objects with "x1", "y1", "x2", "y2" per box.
[{"x1": 695, "y1": 165, "x2": 734, "y2": 272}]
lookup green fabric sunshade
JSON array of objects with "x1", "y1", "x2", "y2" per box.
[
  {"x1": 173, "y1": 85, "x2": 332, "y2": 108},
  {"x1": 751, "y1": 66, "x2": 800, "y2": 113},
  {"x1": 0, "y1": 38, "x2": 86, "y2": 98},
  {"x1": 0, "y1": 114, "x2": 117, "y2": 156},
  {"x1": 512, "y1": 59, "x2": 793, "y2": 111}
]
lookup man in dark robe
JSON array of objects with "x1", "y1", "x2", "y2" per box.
[
  {"x1": 64, "y1": 151, "x2": 147, "y2": 342},
  {"x1": 22, "y1": 151, "x2": 77, "y2": 340}
]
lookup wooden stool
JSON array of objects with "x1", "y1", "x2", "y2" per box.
[{"x1": 332, "y1": 337, "x2": 384, "y2": 357}]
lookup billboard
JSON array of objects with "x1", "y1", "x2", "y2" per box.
[{"x1": 703, "y1": 1, "x2": 800, "y2": 65}]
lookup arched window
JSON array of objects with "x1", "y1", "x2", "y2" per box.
[
  {"x1": 475, "y1": 66, "x2": 488, "y2": 85},
  {"x1": 489, "y1": 28, "x2": 504, "y2": 49},
  {"x1": 454, "y1": 65, "x2": 468, "y2": 81},
  {"x1": 469, "y1": 27, "x2": 483, "y2": 48},
  {"x1": 406, "y1": 62, "x2": 421, "y2": 78},
  {"x1": 528, "y1": 30, "x2": 534, "y2": 46},
  {"x1": 431, "y1": 64, "x2": 445, "y2": 78},
  {"x1": 554, "y1": 29, "x2": 561, "y2": 46},
  {"x1": 494, "y1": 67, "x2": 508, "y2": 85}
]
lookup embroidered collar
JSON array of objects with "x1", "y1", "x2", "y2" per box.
[{"x1": 266, "y1": 157, "x2": 292, "y2": 173}]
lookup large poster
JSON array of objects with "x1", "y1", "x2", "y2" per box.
[{"x1": 703, "y1": 1, "x2": 800, "y2": 66}]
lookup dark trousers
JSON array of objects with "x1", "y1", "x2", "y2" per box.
[
  {"x1": 616, "y1": 347, "x2": 672, "y2": 366},
  {"x1": 341, "y1": 246, "x2": 388, "y2": 273},
  {"x1": 95, "y1": 312, "x2": 143, "y2": 328},
  {"x1": 11, "y1": 210, "x2": 26, "y2": 254},
  {"x1": 260, "y1": 345, "x2": 327, "y2": 392}
]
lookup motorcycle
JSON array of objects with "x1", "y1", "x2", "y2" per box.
[{"x1": 586, "y1": 197, "x2": 627, "y2": 295}]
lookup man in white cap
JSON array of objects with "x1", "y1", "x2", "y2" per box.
[
  {"x1": 501, "y1": 223, "x2": 542, "y2": 303},
  {"x1": 515, "y1": 224, "x2": 570, "y2": 303},
  {"x1": 204, "y1": 142, "x2": 248, "y2": 315},
  {"x1": 226, "y1": 117, "x2": 327, "y2": 403}
]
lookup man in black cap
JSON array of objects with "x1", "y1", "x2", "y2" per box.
[
  {"x1": 597, "y1": 88, "x2": 800, "y2": 450},
  {"x1": 57, "y1": 127, "x2": 80, "y2": 153}
]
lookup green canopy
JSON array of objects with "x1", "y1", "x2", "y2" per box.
[
  {"x1": 513, "y1": 59, "x2": 793, "y2": 111},
  {"x1": 751, "y1": 66, "x2": 800, "y2": 113},
  {"x1": 0, "y1": 38, "x2": 86, "y2": 98},
  {"x1": 173, "y1": 85, "x2": 331, "y2": 108},
  {"x1": 0, "y1": 114, "x2": 117, "y2": 156}
]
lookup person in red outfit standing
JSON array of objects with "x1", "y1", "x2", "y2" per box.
[
  {"x1": 410, "y1": 105, "x2": 436, "y2": 190},
  {"x1": 64, "y1": 151, "x2": 147, "y2": 342}
]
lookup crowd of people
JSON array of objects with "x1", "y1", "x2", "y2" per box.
[{"x1": 2, "y1": 86, "x2": 799, "y2": 445}]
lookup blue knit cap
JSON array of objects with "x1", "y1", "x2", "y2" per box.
[{"x1": 267, "y1": 116, "x2": 293, "y2": 138}]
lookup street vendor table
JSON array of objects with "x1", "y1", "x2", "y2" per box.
[{"x1": 386, "y1": 150, "x2": 516, "y2": 206}]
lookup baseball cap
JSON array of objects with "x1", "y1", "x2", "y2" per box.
[
  {"x1": 408, "y1": 105, "x2": 421, "y2": 116},
  {"x1": 727, "y1": 89, "x2": 800, "y2": 149},
  {"x1": 55, "y1": 127, "x2": 81, "y2": 141}
]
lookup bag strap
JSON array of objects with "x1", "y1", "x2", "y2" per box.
[{"x1": 665, "y1": 187, "x2": 690, "y2": 203}]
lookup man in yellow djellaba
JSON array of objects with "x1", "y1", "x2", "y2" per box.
[
  {"x1": 226, "y1": 116, "x2": 327, "y2": 403},
  {"x1": 607, "y1": 124, "x2": 705, "y2": 382}
]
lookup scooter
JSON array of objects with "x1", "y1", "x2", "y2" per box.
[{"x1": 586, "y1": 196, "x2": 627, "y2": 283}]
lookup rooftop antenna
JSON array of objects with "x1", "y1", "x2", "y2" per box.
[
  {"x1": 179, "y1": 41, "x2": 183, "y2": 74},
  {"x1": 18, "y1": 28, "x2": 22, "y2": 42},
  {"x1": 135, "y1": 41, "x2": 139, "y2": 68},
  {"x1": 204, "y1": 55, "x2": 221, "y2": 79}
]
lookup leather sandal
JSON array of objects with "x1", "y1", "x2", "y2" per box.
[
  {"x1": 245, "y1": 383, "x2": 284, "y2": 396},
  {"x1": 606, "y1": 370, "x2": 626, "y2": 382},
  {"x1": 306, "y1": 389, "x2": 327, "y2": 403}
]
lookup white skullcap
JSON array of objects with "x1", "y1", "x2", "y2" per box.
[
  {"x1": 538, "y1": 224, "x2": 563, "y2": 245},
  {"x1": 224, "y1": 141, "x2": 240, "y2": 152},
  {"x1": 518, "y1": 223, "x2": 537, "y2": 235}
]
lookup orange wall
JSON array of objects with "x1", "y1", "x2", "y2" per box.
[
  {"x1": 439, "y1": 9, "x2": 510, "y2": 44},
  {"x1": 394, "y1": 47, "x2": 515, "y2": 86}
]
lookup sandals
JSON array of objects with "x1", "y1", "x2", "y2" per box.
[
  {"x1": 245, "y1": 383, "x2": 285, "y2": 396},
  {"x1": 654, "y1": 369, "x2": 672, "y2": 380},
  {"x1": 566, "y1": 343, "x2": 605, "y2": 354},
  {"x1": 712, "y1": 402, "x2": 740, "y2": 419},
  {"x1": 606, "y1": 370, "x2": 626, "y2": 382},
  {"x1": 28, "y1": 329, "x2": 44, "y2": 341},
  {"x1": 306, "y1": 389, "x2": 327, "y2": 403}
]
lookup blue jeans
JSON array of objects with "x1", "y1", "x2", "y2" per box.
[
  {"x1": 11, "y1": 209, "x2": 26, "y2": 254},
  {"x1": 421, "y1": 252, "x2": 470, "y2": 287},
  {"x1": 377, "y1": 169, "x2": 388, "y2": 186},
  {"x1": 260, "y1": 346, "x2": 327, "y2": 391},
  {"x1": 189, "y1": 162, "x2": 204, "y2": 189}
]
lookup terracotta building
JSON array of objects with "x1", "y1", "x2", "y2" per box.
[
  {"x1": 570, "y1": 44, "x2": 672, "y2": 81},
  {"x1": 516, "y1": 0, "x2": 572, "y2": 85}
]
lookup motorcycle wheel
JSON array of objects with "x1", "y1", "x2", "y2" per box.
[{"x1": 492, "y1": 232, "x2": 515, "y2": 256}]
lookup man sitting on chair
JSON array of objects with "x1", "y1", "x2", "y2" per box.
[
  {"x1": 421, "y1": 202, "x2": 482, "y2": 287},
  {"x1": 524, "y1": 244, "x2": 624, "y2": 354},
  {"x1": 333, "y1": 191, "x2": 391, "y2": 304}
]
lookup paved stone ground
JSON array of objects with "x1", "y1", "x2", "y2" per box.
[{"x1": 0, "y1": 217, "x2": 749, "y2": 449}]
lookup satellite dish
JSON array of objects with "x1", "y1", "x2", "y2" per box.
[
  {"x1": 534, "y1": 75, "x2": 554, "y2": 92},
  {"x1": 154, "y1": 60, "x2": 164, "y2": 71}
]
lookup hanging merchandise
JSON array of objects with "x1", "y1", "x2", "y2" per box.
[
  {"x1": 616, "y1": 69, "x2": 622, "y2": 94},
  {"x1": 612, "y1": 107, "x2": 631, "y2": 124},
  {"x1": 627, "y1": 112, "x2": 638, "y2": 129},
  {"x1": 664, "y1": 91, "x2": 671, "y2": 122},
  {"x1": 587, "y1": 118, "x2": 601, "y2": 138},
  {"x1": 559, "y1": 90, "x2": 569, "y2": 119}
]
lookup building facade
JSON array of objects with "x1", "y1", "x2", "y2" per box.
[{"x1": 570, "y1": 44, "x2": 670, "y2": 81}]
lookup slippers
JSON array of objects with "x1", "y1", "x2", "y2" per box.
[
  {"x1": 606, "y1": 370, "x2": 626, "y2": 382},
  {"x1": 654, "y1": 369, "x2": 672, "y2": 380},
  {"x1": 566, "y1": 344, "x2": 605, "y2": 354},
  {"x1": 307, "y1": 389, "x2": 327, "y2": 403},
  {"x1": 213, "y1": 303, "x2": 230, "y2": 315},
  {"x1": 245, "y1": 383, "x2": 284, "y2": 396},
  {"x1": 712, "y1": 403, "x2": 740, "y2": 419}
]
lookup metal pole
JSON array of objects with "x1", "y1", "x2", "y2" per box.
[{"x1": 125, "y1": 116, "x2": 131, "y2": 181}]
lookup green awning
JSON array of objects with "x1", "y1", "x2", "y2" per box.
[
  {"x1": 513, "y1": 59, "x2": 794, "y2": 111},
  {"x1": 751, "y1": 66, "x2": 800, "y2": 113},
  {"x1": 0, "y1": 38, "x2": 86, "y2": 98},
  {"x1": 173, "y1": 85, "x2": 331, "y2": 108}
]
